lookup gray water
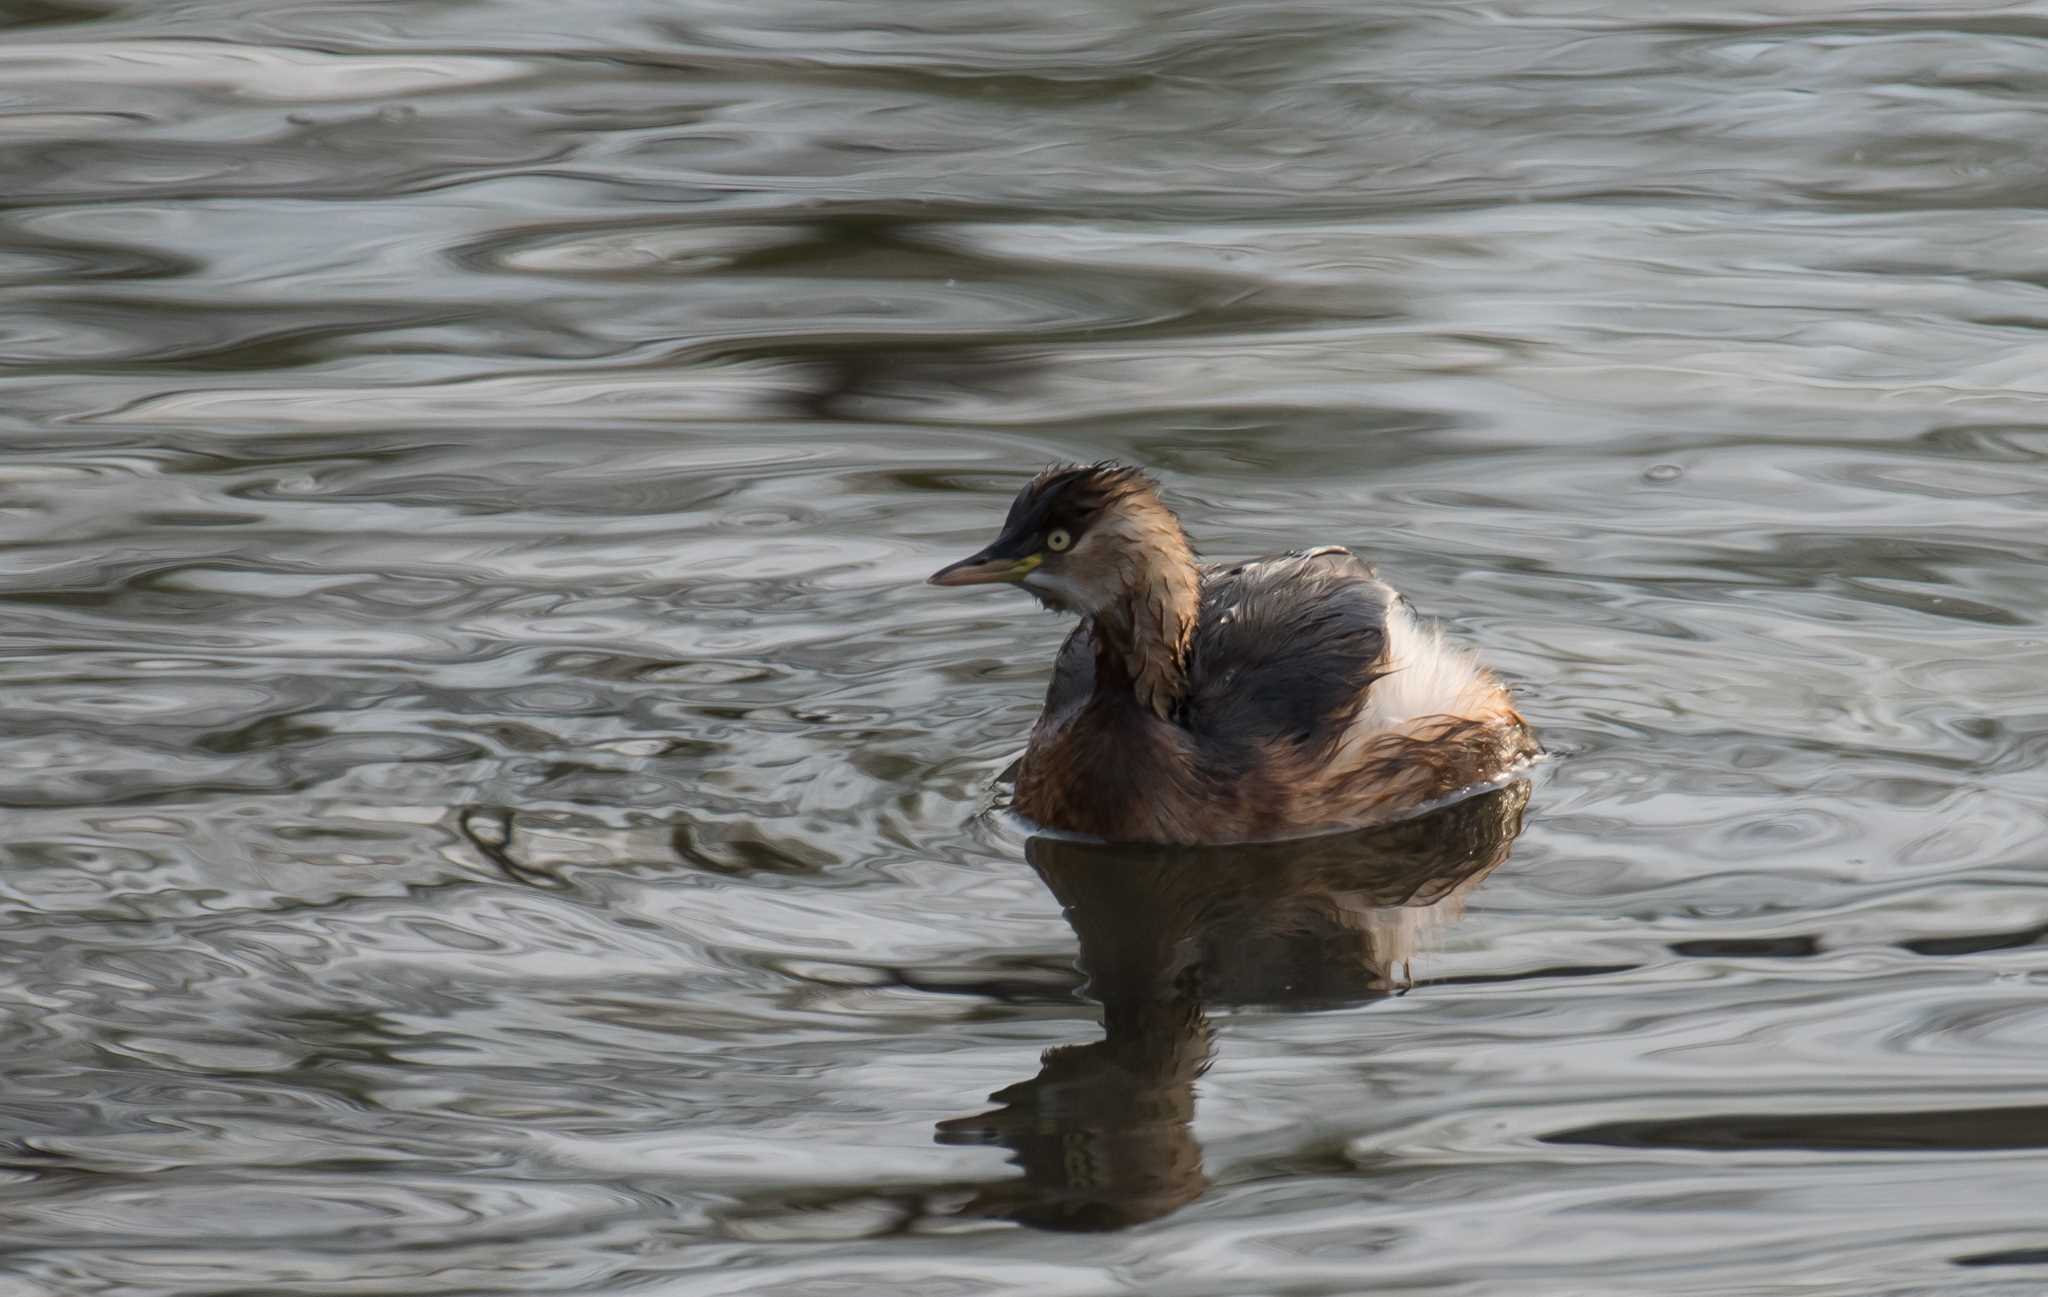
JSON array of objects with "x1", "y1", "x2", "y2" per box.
[{"x1": 3, "y1": 0, "x2": 2047, "y2": 1292}]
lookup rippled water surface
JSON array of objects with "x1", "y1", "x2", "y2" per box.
[{"x1": 4, "y1": 0, "x2": 2048, "y2": 1292}]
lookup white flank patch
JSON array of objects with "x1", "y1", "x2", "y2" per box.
[{"x1": 1347, "y1": 599, "x2": 1499, "y2": 735}]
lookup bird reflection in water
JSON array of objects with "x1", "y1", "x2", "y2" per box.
[{"x1": 938, "y1": 781, "x2": 1530, "y2": 1232}]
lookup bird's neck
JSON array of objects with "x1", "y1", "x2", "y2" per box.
[{"x1": 1090, "y1": 528, "x2": 1199, "y2": 720}]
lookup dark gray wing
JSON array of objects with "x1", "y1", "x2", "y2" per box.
[
  {"x1": 1041, "y1": 619, "x2": 1096, "y2": 726},
  {"x1": 1179, "y1": 547, "x2": 1391, "y2": 749}
]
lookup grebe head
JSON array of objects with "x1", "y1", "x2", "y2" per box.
[
  {"x1": 928, "y1": 462, "x2": 1191, "y2": 618},
  {"x1": 931, "y1": 462, "x2": 1199, "y2": 717}
]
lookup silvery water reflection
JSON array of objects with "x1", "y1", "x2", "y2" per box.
[
  {"x1": 940, "y1": 786, "x2": 1529, "y2": 1232},
  {"x1": 5, "y1": 0, "x2": 2048, "y2": 1292}
]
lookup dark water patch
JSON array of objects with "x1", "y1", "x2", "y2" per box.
[
  {"x1": 1669, "y1": 935, "x2": 1825, "y2": 958},
  {"x1": 0, "y1": 0, "x2": 117, "y2": 32},
  {"x1": 1956, "y1": 1246, "x2": 2048, "y2": 1268},
  {"x1": 4, "y1": 0, "x2": 2047, "y2": 1292},
  {"x1": 1901, "y1": 921, "x2": 2048, "y2": 958},
  {"x1": 1547, "y1": 1106, "x2": 2048, "y2": 1154}
]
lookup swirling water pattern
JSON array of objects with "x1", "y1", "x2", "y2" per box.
[{"x1": 2, "y1": 0, "x2": 2047, "y2": 1292}]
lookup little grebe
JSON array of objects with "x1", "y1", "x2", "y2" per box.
[{"x1": 930, "y1": 462, "x2": 1539, "y2": 844}]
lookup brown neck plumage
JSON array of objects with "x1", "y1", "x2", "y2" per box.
[{"x1": 1090, "y1": 503, "x2": 1199, "y2": 720}]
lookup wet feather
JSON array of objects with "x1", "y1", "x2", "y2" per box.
[{"x1": 938, "y1": 464, "x2": 1539, "y2": 843}]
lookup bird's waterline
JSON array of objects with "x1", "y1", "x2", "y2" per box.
[{"x1": 2, "y1": 0, "x2": 2045, "y2": 1291}]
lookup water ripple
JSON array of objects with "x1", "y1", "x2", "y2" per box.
[{"x1": 2, "y1": 0, "x2": 2047, "y2": 1293}]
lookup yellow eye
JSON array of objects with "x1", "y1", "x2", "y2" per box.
[{"x1": 1046, "y1": 528, "x2": 1072, "y2": 552}]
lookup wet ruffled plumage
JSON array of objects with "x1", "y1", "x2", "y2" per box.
[{"x1": 934, "y1": 464, "x2": 1539, "y2": 843}]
